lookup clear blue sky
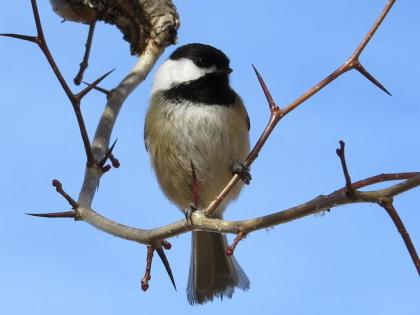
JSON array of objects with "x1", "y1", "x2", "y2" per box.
[{"x1": 1, "y1": 1, "x2": 419, "y2": 314}]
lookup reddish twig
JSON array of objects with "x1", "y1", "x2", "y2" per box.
[
  {"x1": 74, "y1": 22, "x2": 96, "y2": 85},
  {"x1": 25, "y1": 179, "x2": 79, "y2": 219},
  {"x1": 379, "y1": 199, "x2": 420, "y2": 276},
  {"x1": 204, "y1": 0, "x2": 396, "y2": 216},
  {"x1": 336, "y1": 172, "x2": 420, "y2": 193},
  {"x1": 336, "y1": 140, "x2": 355, "y2": 197},
  {"x1": 141, "y1": 243, "x2": 177, "y2": 291},
  {"x1": 226, "y1": 231, "x2": 245, "y2": 256},
  {"x1": 141, "y1": 245, "x2": 155, "y2": 291},
  {"x1": 52, "y1": 179, "x2": 79, "y2": 209}
]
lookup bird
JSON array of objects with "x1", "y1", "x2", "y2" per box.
[{"x1": 144, "y1": 43, "x2": 251, "y2": 304}]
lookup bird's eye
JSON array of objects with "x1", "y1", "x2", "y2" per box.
[{"x1": 193, "y1": 57, "x2": 209, "y2": 68}]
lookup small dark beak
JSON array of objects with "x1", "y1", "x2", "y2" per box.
[{"x1": 214, "y1": 67, "x2": 233, "y2": 75}]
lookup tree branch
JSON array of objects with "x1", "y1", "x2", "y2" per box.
[
  {"x1": 1, "y1": 0, "x2": 107, "y2": 165},
  {"x1": 4, "y1": 0, "x2": 419, "y2": 287},
  {"x1": 75, "y1": 173, "x2": 420, "y2": 242},
  {"x1": 380, "y1": 199, "x2": 420, "y2": 276},
  {"x1": 204, "y1": 0, "x2": 395, "y2": 216}
]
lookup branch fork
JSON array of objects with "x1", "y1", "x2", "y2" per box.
[
  {"x1": 26, "y1": 179, "x2": 79, "y2": 219},
  {"x1": 204, "y1": 1, "x2": 396, "y2": 218},
  {"x1": 1, "y1": 0, "x2": 117, "y2": 168},
  {"x1": 226, "y1": 231, "x2": 245, "y2": 257},
  {"x1": 140, "y1": 242, "x2": 177, "y2": 291}
]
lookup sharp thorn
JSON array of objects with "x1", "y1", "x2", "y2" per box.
[
  {"x1": 355, "y1": 62, "x2": 392, "y2": 96},
  {"x1": 76, "y1": 68, "x2": 115, "y2": 100},
  {"x1": 0, "y1": 33, "x2": 37, "y2": 43},
  {"x1": 156, "y1": 246, "x2": 177, "y2": 291},
  {"x1": 82, "y1": 81, "x2": 111, "y2": 97},
  {"x1": 252, "y1": 64, "x2": 279, "y2": 112},
  {"x1": 98, "y1": 138, "x2": 118, "y2": 168},
  {"x1": 26, "y1": 211, "x2": 75, "y2": 218}
]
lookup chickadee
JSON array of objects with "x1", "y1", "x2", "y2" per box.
[{"x1": 144, "y1": 43, "x2": 251, "y2": 304}]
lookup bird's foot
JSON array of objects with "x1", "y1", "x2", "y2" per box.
[
  {"x1": 232, "y1": 161, "x2": 252, "y2": 185},
  {"x1": 185, "y1": 203, "x2": 198, "y2": 225}
]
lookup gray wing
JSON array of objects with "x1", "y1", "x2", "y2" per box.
[{"x1": 235, "y1": 95, "x2": 250, "y2": 131}]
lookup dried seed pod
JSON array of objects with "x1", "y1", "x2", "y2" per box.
[{"x1": 49, "y1": 0, "x2": 180, "y2": 55}]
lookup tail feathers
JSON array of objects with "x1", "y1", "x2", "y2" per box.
[{"x1": 187, "y1": 231, "x2": 250, "y2": 305}]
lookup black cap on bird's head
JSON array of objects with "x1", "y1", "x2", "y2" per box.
[
  {"x1": 152, "y1": 43, "x2": 236, "y2": 105},
  {"x1": 170, "y1": 43, "x2": 232, "y2": 73}
]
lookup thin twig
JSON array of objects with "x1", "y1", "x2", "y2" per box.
[
  {"x1": 336, "y1": 140, "x2": 356, "y2": 197},
  {"x1": 141, "y1": 245, "x2": 155, "y2": 291},
  {"x1": 74, "y1": 22, "x2": 96, "y2": 85},
  {"x1": 226, "y1": 231, "x2": 245, "y2": 256},
  {"x1": 380, "y1": 199, "x2": 420, "y2": 276},
  {"x1": 52, "y1": 179, "x2": 79, "y2": 209},
  {"x1": 336, "y1": 172, "x2": 420, "y2": 193}
]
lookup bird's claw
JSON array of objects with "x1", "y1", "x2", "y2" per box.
[
  {"x1": 232, "y1": 161, "x2": 252, "y2": 185},
  {"x1": 185, "y1": 203, "x2": 198, "y2": 225}
]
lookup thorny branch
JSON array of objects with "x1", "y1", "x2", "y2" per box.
[
  {"x1": 204, "y1": 0, "x2": 397, "y2": 216},
  {"x1": 74, "y1": 22, "x2": 96, "y2": 85},
  {"x1": 0, "y1": 0, "x2": 113, "y2": 166},
  {"x1": 2, "y1": 0, "x2": 180, "y2": 288},
  {"x1": 2, "y1": 0, "x2": 419, "y2": 289}
]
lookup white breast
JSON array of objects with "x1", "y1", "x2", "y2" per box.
[{"x1": 145, "y1": 96, "x2": 250, "y2": 215}]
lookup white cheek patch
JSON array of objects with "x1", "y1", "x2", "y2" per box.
[{"x1": 151, "y1": 58, "x2": 216, "y2": 95}]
